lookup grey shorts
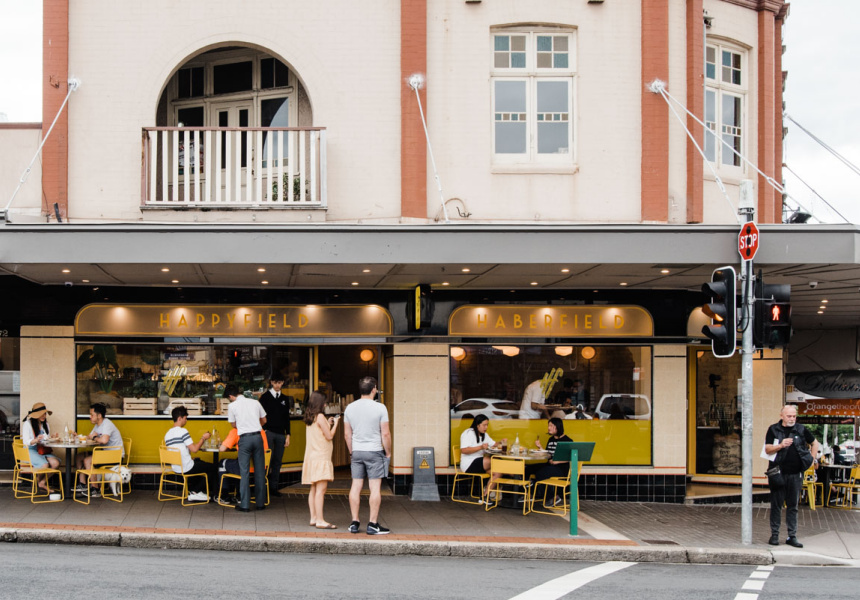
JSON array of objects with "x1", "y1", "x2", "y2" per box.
[{"x1": 351, "y1": 450, "x2": 386, "y2": 480}]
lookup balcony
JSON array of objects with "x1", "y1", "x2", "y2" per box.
[{"x1": 142, "y1": 127, "x2": 326, "y2": 208}]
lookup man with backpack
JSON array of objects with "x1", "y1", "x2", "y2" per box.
[{"x1": 764, "y1": 405, "x2": 819, "y2": 548}]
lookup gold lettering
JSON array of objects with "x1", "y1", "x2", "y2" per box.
[
  {"x1": 574, "y1": 314, "x2": 578, "y2": 328},
  {"x1": 529, "y1": 314, "x2": 536, "y2": 329},
  {"x1": 159, "y1": 313, "x2": 169, "y2": 328},
  {"x1": 211, "y1": 314, "x2": 220, "y2": 327},
  {"x1": 196, "y1": 313, "x2": 205, "y2": 327},
  {"x1": 615, "y1": 315, "x2": 624, "y2": 329},
  {"x1": 268, "y1": 314, "x2": 276, "y2": 329},
  {"x1": 178, "y1": 314, "x2": 188, "y2": 327},
  {"x1": 495, "y1": 315, "x2": 506, "y2": 328},
  {"x1": 477, "y1": 313, "x2": 488, "y2": 328},
  {"x1": 243, "y1": 313, "x2": 251, "y2": 327},
  {"x1": 599, "y1": 314, "x2": 606, "y2": 329},
  {"x1": 298, "y1": 313, "x2": 308, "y2": 328},
  {"x1": 283, "y1": 314, "x2": 291, "y2": 328},
  {"x1": 560, "y1": 314, "x2": 568, "y2": 328},
  {"x1": 513, "y1": 314, "x2": 523, "y2": 328},
  {"x1": 544, "y1": 314, "x2": 553, "y2": 328},
  {"x1": 584, "y1": 314, "x2": 592, "y2": 329},
  {"x1": 226, "y1": 313, "x2": 235, "y2": 328},
  {"x1": 257, "y1": 314, "x2": 263, "y2": 327}
]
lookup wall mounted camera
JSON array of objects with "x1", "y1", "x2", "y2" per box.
[{"x1": 808, "y1": 281, "x2": 818, "y2": 289}]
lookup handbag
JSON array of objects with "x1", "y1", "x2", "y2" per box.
[
  {"x1": 37, "y1": 444, "x2": 53, "y2": 456},
  {"x1": 766, "y1": 464, "x2": 784, "y2": 488}
]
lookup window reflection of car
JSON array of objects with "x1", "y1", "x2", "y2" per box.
[
  {"x1": 450, "y1": 398, "x2": 521, "y2": 420},
  {"x1": 594, "y1": 394, "x2": 651, "y2": 420}
]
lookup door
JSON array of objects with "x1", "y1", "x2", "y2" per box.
[{"x1": 210, "y1": 101, "x2": 253, "y2": 202}]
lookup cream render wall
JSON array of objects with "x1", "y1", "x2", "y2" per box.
[
  {"x1": 753, "y1": 350, "x2": 785, "y2": 484},
  {"x1": 19, "y1": 326, "x2": 76, "y2": 435},
  {"x1": 427, "y1": 0, "x2": 642, "y2": 223},
  {"x1": 66, "y1": 0, "x2": 402, "y2": 222},
  {"x1": 389, "y1": 344, "x2": 450, "y2": 474},
  {"x1": 0, "y1": 128, "x2": 43, "y2": 219},
  {"x1": 653, "y1": 345, "x2": 688, "y2": 472}
]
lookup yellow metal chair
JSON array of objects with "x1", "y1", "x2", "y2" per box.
[
  {"x1": 11, "y1": 436, "x2": 24, "y2": 497},
  {"x1": 158, "y1": 445, "x2": 210, "y2": 506},
  {"x1": 217, "y1": 448, "x2": 271, "y2": 506},
  {"x1": 530, "y1": 462, "x2": 583, "y2": 517},
  {"x1": 451, "y1": 445, "x2": 489, "y2": 505},
  {"x1": 12, "y1": 443, "x2": 64, "y2": 503},
  {"x1": 74, "y1": 445, "x2": 124, "y2": 504},
  {"x1": 121, "y1": 437, "x2": 133, "y2": 494},
  {"x1": 827, "y1": 465, "x2": 859, "y2": 509},
  {"x1": 800, "y1": 466, "x2": 823, "y2": 510},
  {"x1": 485, "y1": 456, "x2": 532, "y2": 515}
]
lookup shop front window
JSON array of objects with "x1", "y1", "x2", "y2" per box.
[
  {"x1": 694, "y1": 351, "x2": 742, "y2": 475},
  {"x1": 449, "y1": 345, "x2": 652, "y2": 466},
  {"x1": 75, "y1": 343, "x2": 311, "y2": 417}
]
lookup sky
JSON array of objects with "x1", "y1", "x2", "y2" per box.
[{"x1": 0, "y1": 1, "x2": 857, "y2": 223}]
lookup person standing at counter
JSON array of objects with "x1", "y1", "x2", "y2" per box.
[
  {"x1": 519, "y1": 379, "x2": 549, "y2": 419},
  {"x1": 259, "y1": 374, "x2": 291, "y2": 497},
  {"x1": 21, "y1": 402, "x2": 61, "y2": 492},
  {"x1": 459, "y1": 414, "x2": 505, "y2": 501},
  {"x1": 302, "y1": 390, "x2": 339, "y2": 529},
  {"x1": 226, "y1": 384, "x2": 267, "y2": 512}
]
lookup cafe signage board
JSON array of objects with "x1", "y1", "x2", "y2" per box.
[
  {"x1": 75, "y1": 304, "x2": 393, "y2": 337},
  {"x1": 795, "y1": 399, "x2": 860, "y2": 417},
  {"x1": 448, "y1": 305, "x2": 653, "y2": 337}
]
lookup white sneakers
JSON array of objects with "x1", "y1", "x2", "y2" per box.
[{"x1": 187, "y1": 491, "x2": 209, "y2": 502}]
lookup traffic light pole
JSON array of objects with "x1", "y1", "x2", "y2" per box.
[{"x1": 739, "y1": 193, "x2": 755, "y2": 545}]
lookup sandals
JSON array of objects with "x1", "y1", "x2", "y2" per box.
[{"x1": 315, "y1": 522, "x2": 337, "y2": 529}]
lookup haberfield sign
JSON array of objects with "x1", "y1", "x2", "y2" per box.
[
  {"x1": 738, "y1": 222, "x2": 759, "y2": 261},
  {"x1": 448, "y1": 305, "x2": 653, "y2": 337},
  {"x1": 795, "y1": 399, "x2": 860, "y2": 417},
  {"x1": 75, "y1": 304, "x2": 393, "y2": 337}
]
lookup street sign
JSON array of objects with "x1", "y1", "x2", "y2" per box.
[{"x1": 738, "y1": 222, "x2": 759, "y2": 261}]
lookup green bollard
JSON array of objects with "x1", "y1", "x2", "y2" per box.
[{"x1": 569, "y1": 448, "x2": 579, "y2": 536}]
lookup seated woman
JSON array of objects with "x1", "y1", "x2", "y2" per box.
[
  {"x1": 21, "y1": 402, "x2": 61, "y2": 492},
  {"x1": 525, "y1": 417, "x2": 573, "y2": 485},
  {"x1": 459, "y1": 414, "x2": 506, "y2": 499}
]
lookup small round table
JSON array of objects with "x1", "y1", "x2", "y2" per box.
[{"x1": 42, "y1": 439, "x2": 99, "y2": 497}]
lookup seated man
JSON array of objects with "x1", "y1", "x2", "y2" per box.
[
  {"x1": 215, "y1": 427, "x2": 269, "y2": 507},
  {"x1": 75, "y1": 402, "x2": 125, "y2": 497},
  {"x1": 164, "y1": 406, "x2": 214, "y2": 502}
]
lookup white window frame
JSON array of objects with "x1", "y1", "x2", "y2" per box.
[
  {"x1": 704, "y1": 41, "x2": 747, "y2": 173},
  {"x1": 491, "y1": 29, "x2": 576, "y2": 168}
]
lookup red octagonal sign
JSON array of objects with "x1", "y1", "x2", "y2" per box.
[{"x1": 738, "y1": 222, "x2": 759, "y2": 261}]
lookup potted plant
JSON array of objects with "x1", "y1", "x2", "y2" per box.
[{"x1": 76, "y1": 345, "x2": 122, "y2": 409}]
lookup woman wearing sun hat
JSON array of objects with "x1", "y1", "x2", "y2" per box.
[{"x1": 21, "y1": 402, "x2": 61, "y2": 491}]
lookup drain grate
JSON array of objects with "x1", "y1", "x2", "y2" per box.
[{"x1": 642, "y1": 539, "x2": 679, "y2": 545}]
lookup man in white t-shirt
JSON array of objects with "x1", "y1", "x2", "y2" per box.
[
  {"x1": 226, "y1": 384, "x2": 267, "y2": 512},
  {"x1": 164, "y1": 405, "x2": 213, "y2": 502},
  {"x1": 344, "y1": 376, "x2": 391, "y2": 535},
  {"x1": 519, "y1": 379, "x2": 548, "y2": 419}
]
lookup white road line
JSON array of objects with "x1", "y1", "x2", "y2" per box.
[
  {"x1": 742, "y1": 580, "x2": 766, "y2": 591},
  {"x1": 748, "y1": 571, "x2": 770, "y2": 579},
  {"x1": 507, "y1": 561, "x2": 636, "y2": 600},
  {"x1": 756, "y1": 566, "x2": 774, "y2": 571},
  {"x1": 734, "y1": 593, "x2": 759, "y2": 600}
]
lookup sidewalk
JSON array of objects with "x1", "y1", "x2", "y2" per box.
[{"x1": 1, "y1": 488, "x2": 858, "y2": 566}]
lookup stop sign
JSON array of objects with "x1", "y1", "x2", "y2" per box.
[{"x1": 738, "y1": 222, "x2": 759, "y2": 261}]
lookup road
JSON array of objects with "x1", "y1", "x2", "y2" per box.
[{"x1": 1, "y1": 544, "x2": 856, "y2": 599}]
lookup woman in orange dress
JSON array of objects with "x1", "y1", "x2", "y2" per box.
[{"x1": 301, "y1": 390, "x2": 339, "y2": 529}]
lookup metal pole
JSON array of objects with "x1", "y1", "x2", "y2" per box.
[{"x1": 738, "y1": 180, "x2": 755, "y2": 545}]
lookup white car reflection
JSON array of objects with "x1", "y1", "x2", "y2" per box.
[
  {"x1": 450, "y1": 398, "x2": 521, "y2": 420},
  {"x1": 594, "y1": 394, "x2": 651, "y2": 420}
]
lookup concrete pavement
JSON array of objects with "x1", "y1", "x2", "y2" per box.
[{"x1": 1, "y1": 488, "x2": 858, "y2": 566}]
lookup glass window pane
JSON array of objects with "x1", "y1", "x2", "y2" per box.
[
  {"x1": 494, "y1": 35, "x2": 509, "y2": 51},
  {"x1": 495, "y1": 53, "x2": 509, "y2": 69},
  {"x1": 511, "y1": 35, "x2": 526, "y2": 51},
  {"x1": 722, "y1": 95, "x2": 740, "y2": 128},
  {"x1": 495, "y1": 80, "x2": 526, "y2": 112},
  {"x1": 511, "y1": 52, "x2": 526, "y2": 68},
  {"x1": 537, "y1": 81, "x2": 568, "y2": 113},
  {"x1": 537, "y1": 54, "x2": 551, "y2": 69},
  {"x1": 261, "y1": 97, "x2": 289, "y2": 168},
  {"x1": 213, "y1": 61, "x2": 253, "y2": 95},
  {"x1": 553, "y1": 53, "x2": 569, "y2": 69},
  {"x1": 537, "y1": 122, "x2": 568, "y2": 154},
  {"x1": 495, "y1": 122, "x2": 527, "y2": 154},
  {"x1": 537, "y1": 36, "x2": 552, "y2": 52},
  {"x1": 554, "y1": 36, "x2": 568, "y2": 51}
]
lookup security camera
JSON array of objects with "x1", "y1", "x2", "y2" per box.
[
  {"x1": 64, "y1": 281, "x2": 73, "y2": 287},
  {"x1": 808, "y1": 281, "x2": 818, "y2": 289}
]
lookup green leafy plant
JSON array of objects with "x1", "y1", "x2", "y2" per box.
[
  {"x1": 271, "y1": 173, "x2": 309, "y2": 202},
  {"x1": 76, "y1": 345, "x2": 119, "y2": 393}
]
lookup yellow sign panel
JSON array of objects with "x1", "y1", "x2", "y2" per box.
[
  {"x1": 419, "y1": 458, "x2": 430, "y2": 469},
  {"x1": 449, "y1": 305, "x2": 653, "y2": 337},
  {"x1": 75, "y1": 304, "x2": 393, "y2": 337}
]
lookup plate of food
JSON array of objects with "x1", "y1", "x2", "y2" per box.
[
  {"x1": 485, "y1": 447, "x2": 503, "y2": 454},
  {"x1": 528, "y1": 449, "x2": 550, "y2": 457}
]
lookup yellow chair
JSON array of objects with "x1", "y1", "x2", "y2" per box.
[
  {"x1": 217, "y1": 448, "x2": 271, "y2": 506},
  {"x1": 801, "y1": 466, "x2": 823, "y2": 510},
  {"x1": 11, "y1": 436, "x2": 23, "y2": 497},
  {"x1": 530, "y1": 462, "x2": 583, "y2": 517},
  {"x1": 12, "y1": 443, "x2": 64, "y2": 503},
  {"x1": 451, "y1": 445, "x2": 489, "y2": 505},
  {"x1": 74, "y1": 445, "x2": 124, "y2": 504},
  {"x1": 485, "y1": 456, "x2": 532, "y2": 515},
  {"x1": 121, "y1": 437, "x2": 133, "y2": 494},
  {"x1": 158, "y1": 445, "x2": 210, "y2": 506},
  {"x1": 827, "y1": 465, "x2": 860, "y2": 509}
]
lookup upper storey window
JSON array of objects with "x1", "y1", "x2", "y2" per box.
[
  {"x1": 704, "y1": 43, "x2": 746, "y2": 170},
  {"x1": 491, "y1": 29, "x2": 576, "y2": 166}
]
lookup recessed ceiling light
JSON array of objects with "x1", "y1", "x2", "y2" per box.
[
  {"x1": 362, "y1": 269, "x2": 371, "y2": 273},
  {"x1": 442, "y1": 282, "x2": 450, "y2": 286},
  {"x1": 660, "y1": 269, "x2": 670, "y2": 274},
  {"x1": 161, "y1": 268, "x2": 170, "y2": 272},
  {"x1": 461, "y1": 268, "x2": 470, "y2": 273},
  {"x1": 593, "y1": 290, "x2": 599, "y2": 293},
  {"x1": 351, "y1": 282, "x2": 359, "y2": 286},
  {"x1": 82, "y1": 279, "x2": 89, "y2": 283},
  {"x1": 818, "y1": 310, "x2": 824, "y2": 314},
  {"x1": 819, "y1": 305, "x2": 826, "y2": 310},
  {"x1": 561, "y1": 268, "x2": 570, "y2": 273},
  {"x1": 822, "y1": 299, "x2": 828, "y2": 303},
  {"x1": 61, "y1": 269, "x2": 70, "y2": 273},
  {"x1": 620, "y1": 282, "x2": 628, "y2": 286},
  {"x1": 262, "y1": 280, "x2": 269, "y2": 285},
  {"x1": 530, "y1": 282, "x2": 538, "y2": 286},
  {"x1": 257, "y1": 268, "x2": 266, "y2": 273},
  {"x1": 171, "y1": 279, "x2": 179, "y2": 284}
]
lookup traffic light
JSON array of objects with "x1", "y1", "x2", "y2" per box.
[
  {"x1": 407, "y1": 284, "x2": 433, "y2": 330},
  {"x1": 754, "y1": 277, "x2": 791, "y2": 348},
  {"x1": 701, "y1": 266, "x2": 737, "y2": 358}
]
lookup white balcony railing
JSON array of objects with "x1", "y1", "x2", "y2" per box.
[{"x1": 142, "y1": 127, "x2": 326, "y2": 207}]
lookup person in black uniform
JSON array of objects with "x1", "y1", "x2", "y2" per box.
[{"x1": 259, "y1": 374, "x2": 291, "y2": 496}]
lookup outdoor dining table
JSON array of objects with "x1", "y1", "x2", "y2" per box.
[
  {"x1": 42, "y1": 438, "x2": 99, "y2": 497},
  {"x1": 820, "y1": 464, "x2": 854, "y2": 506},
  {"x1": 487, "y1": 450, "x2": 552, "y2": 509}
]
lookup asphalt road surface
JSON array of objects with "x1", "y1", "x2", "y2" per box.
[{"x1": 1, "y1": 544, "x2": 856, "y2": 599}]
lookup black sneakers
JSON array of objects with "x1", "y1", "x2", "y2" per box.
[
  {"x1": 768, "y1": 534, "x2": 779, "y2": 546},
  {"x1": 367, "y1": 522, "x2": 390, "y2": 535},
  {"x1": 786, "y1": 537, "x2": 803, "y2": 548},
  {"x1": 348, "y1": 521, "x2": 361, "y2": 534}
]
